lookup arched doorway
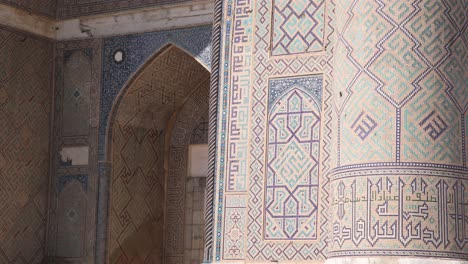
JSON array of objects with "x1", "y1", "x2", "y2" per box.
[{"x1": 106, "y1": 45, "x2": 210, "y2": 263}]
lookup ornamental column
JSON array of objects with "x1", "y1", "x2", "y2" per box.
[{"x1": 329, "y1": 0, "x2": 467, "y2": 262}]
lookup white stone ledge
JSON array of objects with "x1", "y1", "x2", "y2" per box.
[
  {"x1": 0, "y1": 0, "x2": 213, "y2": 40},
  {"x1": 0, "y1": 3, "x2": 56, "y2": 39}
]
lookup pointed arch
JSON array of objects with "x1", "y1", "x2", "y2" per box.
[
  {"x1": 104, "y1": 43, "x2": 210, "y2": 161},
  {"x1": 97, "y1": 44, "x2": 211, "y2": 264}
]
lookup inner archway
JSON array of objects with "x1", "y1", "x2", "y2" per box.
[{"x1": 107, "y1": 45, "x2": 210, "y2": 264}]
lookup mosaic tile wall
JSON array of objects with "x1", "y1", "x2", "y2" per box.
[
  {"x1": 0, "y1": 27, "x2": 53, "y2": 263},
  {"x1": 209, "y1": 0, "x2": 467, "y2": 262},
  {"x1": 210, "y1": 0, "x2": 334, "y2": 261}
]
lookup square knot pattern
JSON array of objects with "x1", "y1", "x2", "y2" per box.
[
  {"x1": 271, "y1": 0, "x2": 325, "y2": 56},
  {"x1": 351, "y1": 111, "x2": 378, "y2": 141},
  {"x1": 419, "y1": 110, "x2": 448, "y2": 141}
]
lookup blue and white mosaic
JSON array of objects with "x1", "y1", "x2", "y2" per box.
[{"x1": 268, "y1": 75, "x2": 323, "y2": 111}]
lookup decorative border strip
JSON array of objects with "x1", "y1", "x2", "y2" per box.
[
  {"x1": 203, "y1": 0, "x2": 223, "y2": 261},
  {"x1": 329, "y1": 250, "x2": 468, "y2": 259},
  {"x1": 329, "y1": 163, "x2": 468, "y2": 259},
  {"x1": 332, "y1": 162, "x2": 468, "y2": 174},
  {"x1": 213, "y1": 0, "x2": 234, "y2": 259},
  {"x1": 331, "y1": 164, "x2": 467, "y2": 182}
]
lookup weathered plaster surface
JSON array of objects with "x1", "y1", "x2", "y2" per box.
[
  {"x1": 59, "y1": 147, "x2": 89, "y2": 166},
  {"x1": 188, "y1": 144, "x2": 209, "y2": 177}
]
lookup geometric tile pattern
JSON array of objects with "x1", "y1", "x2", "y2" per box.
[
  {"x1": 223, "y1": 194, "x2": 247, "y2": 260},
  {"x1": 266, "y1": 91, "x2": 320, "y2": 239},
  {"x1": 271, "y1": 0, "x2": 325, "y2": 56},
  {"x1": 0, "y1": 27, "x2": 53, "y2": 264},
  {"x1": 213, "y1": 0, "x2": 334, "y2": 261},
  {"x1": 335, "y1": 0, "x2": 466, "y2": 166},
  {"x1": 110, "y1": 122, "x2": 164, "y2": 264},
  {"x1": 265, "y1": 77, "x2": 322, "y2": 240}
]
